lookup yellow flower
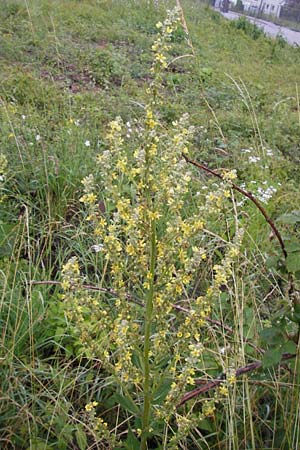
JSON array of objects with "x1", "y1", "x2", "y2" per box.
[
  {"x1": 219, "y1": 384, "x2": 229, "y2": 396},
  {"x1": 148, "y1": 211, "x2": 161, "y2": 220},
  {"x1": 186, "y1": 376, "x2": 195, "y2": 385},
  {"x1": 80, "y1": 193, "x2": 97, "y2": 204},
  {"x1": 85, "y1": 401, "x2": 98, "y2": 412},
  {"x1": 228, "y1": 373, "x2": 236, "y2": 384},
  {"x1": 61, "y1": 279, "x2": 70, "y2": 291}
]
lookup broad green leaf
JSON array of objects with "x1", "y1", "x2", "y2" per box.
[
  {"x1": 265, "y1": 255, "x2": 279, "y2": 269},
  {"x1": 281, "y1": 341, "x2": 297, "y2": 354},
  {"x1": 198, "y1": 419, "x2": 214, "y2": 432},
  {"x1": 285, "y1": 241, "x2": 300, "y2": 253},
  {"x1": 262, "y1": 348, "x2": 282, "y2": 368},
  {"x1": 75, "y1": 427, "x2": 87, "y2": 450},
  {"x1": 286, "y1": 252, "x2": 300, "y2": 273},
  {"x1": 277, "y1": 212, "x2": 300, "y2": 224},
  {"x1": 124, "y1": 428, "x2": 140, "y2": 450},
  {"x1": 153, "y1": 379, "x2": 172, "y2": 404},
  {"x1": 114, "y1": 392, "x2": 139, "y2": 415},
  {"x1": 57, "y1": 440, "x2": 67, "y2": 450},
  {"x1": 260, "y1": 327, "x2": 284, "y2": 346}
]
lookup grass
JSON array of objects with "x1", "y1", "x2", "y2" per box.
[{"x1": 1, "y1": 0, "x2": 300, "y2": 448}]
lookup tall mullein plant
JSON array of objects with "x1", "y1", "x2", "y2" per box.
[{"x1": 62, "y1": 8, "x2": 240, "y2": 447}]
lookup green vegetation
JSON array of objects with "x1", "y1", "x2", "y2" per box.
[{"x1": 1, "y1": 0, "x2": 300, "y2": 449}]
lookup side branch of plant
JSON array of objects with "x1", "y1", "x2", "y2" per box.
[{"x1": 177, "y1": 352, "x2": 296, "y2": 408}]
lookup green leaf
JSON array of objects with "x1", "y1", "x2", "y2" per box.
[
  {"x1": 265, "y1": 255, "x2": 279, "y2": 269},
  {"x1": 291, "y1": 302, "x2": 300, "y2": 323},
  {"x1": 277, "y1": 212, "x2": 300, "y2": 224},
  {"x1": 0, "y1": 222, "x2": 16, "y2": 257},
  {"x1": 260, "y1": 327, "x2": 284, "y2": 346},
  {"x1": 262, "y1": 348, "x2": 282, "y2": 368},
  {"x1": 75, "y1": 427, "x2": 87, "y2": 450},
  {"x1": 114, "y1": 393, "x2": 139, "y2": 415},
  {"x1": 286, "y1": 252, "x2": 300, "y2": 272},
  {"x1": 153, "y1": 379, "x2": 172, "y2": 404},
  {"x1": 285, "y1": 241, "x2": 300, "y2": 253},
  {"x1": 294, "y1": 270, "x2": 300, "y2": 280},
  {"x1": 198, "y1": 419, "x2": 214, "y2": 432},
  {"x1": 124, "y1": 429, "x2": 140, "y2": 450},
  {"x1": 132, "y1": 350, "x2": 144, "y2": 371},
  {"x1": 57, "y1": 440, "x2": 67, "y2": 450},
  {"x1": 281, "y1": 340, "x2": 297, "y2": 354},
  {"x1": 26, "y1": 441, "x2": 52, "y2": 450}
]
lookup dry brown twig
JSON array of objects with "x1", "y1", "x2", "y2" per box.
[{"x1": 176, "y1": 352, "x2": 296, "y2": 408}]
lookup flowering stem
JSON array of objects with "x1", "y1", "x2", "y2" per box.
[{"x1": 141, "y1": 218, "x2": 156, "y2": 450}]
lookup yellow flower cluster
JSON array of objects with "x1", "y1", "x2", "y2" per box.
[
  {"x1": 211, "y1": 228, "x2": 244, "y2": 292},
  {"x1": 84, "y1": 401, "x2": 115, "y2": 445},
  {"x1": 85, "y1": 401, "x2": 98, "y2": 412},
  {"x1": 61, "y1": 256, "x2": 80, "y2": 291},
  {"x1": 218, "y1": 383, "x2": 229, "y2": 397},
  {"x1": 202, "y1": 400, "x2": 216, "y2": 417},
  {"x1": 148, "y1": 7, "x2": 181, "y2": 104},
  {"x1": 222, "y1": 169, "x2": 237, "y2": 182}
]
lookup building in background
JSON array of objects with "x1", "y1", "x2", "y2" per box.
[
  {"x1": 242, "y1": 0, "x2": 285, "y2": 16},
  {"x1": 215, "y1": 0, "x2": 286, "y2": 17}
]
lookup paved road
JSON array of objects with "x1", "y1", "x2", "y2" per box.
[{"x1": 219, "y1": 10, "x2": 300, "y2": 45}]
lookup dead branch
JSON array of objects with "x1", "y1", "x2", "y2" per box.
[{"x1": 177, "y1": 352, "x2": 296, "y2": 408}]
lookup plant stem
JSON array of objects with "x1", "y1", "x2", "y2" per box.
[{"x1": 141, "y1": 219, "x2": 156, "y2": 450}]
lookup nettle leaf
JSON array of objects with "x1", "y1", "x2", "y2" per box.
[
  {"x1": 285, "y1": 240, "x2": 300, "y2": 253},
  {"x1": 260, "y1": 327, "x2": 284, "y2": 346},
  {"x1": 281, "y1": 340, "x2": 297, "y2": 354},
  {"x1": 286, "y1": 252, "x2": 300, "y2": 273},
  {"x1": 262, "y1": 348, "x2": 282, "y2": 368},
  {"x1": 114, "y1": 392, "x2": 140, "y2": 415}
]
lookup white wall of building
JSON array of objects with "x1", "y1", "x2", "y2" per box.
[{"x1": 242, "y1": 0, "x2": 285, "y2": 16}]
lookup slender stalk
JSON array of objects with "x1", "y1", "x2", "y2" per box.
[{"x1": 141, "y1": 219, "x2": 156, "y2": 450}]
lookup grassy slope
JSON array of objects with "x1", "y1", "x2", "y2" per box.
[{"x1": 1, "y1": 1, "x2": 300, "y2": 448}]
